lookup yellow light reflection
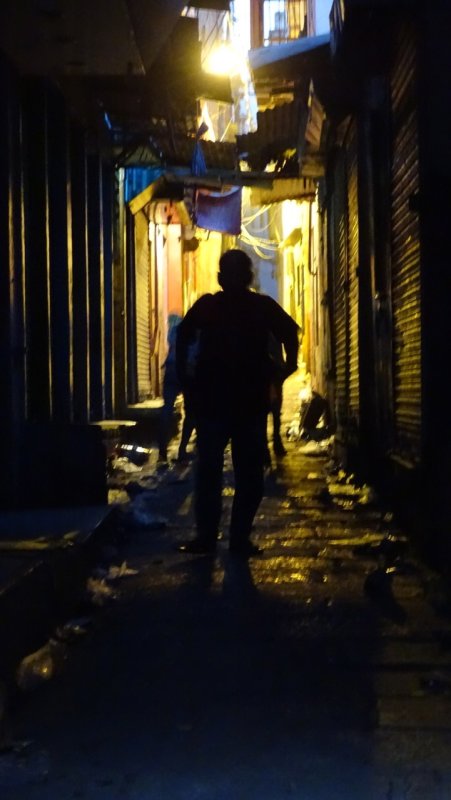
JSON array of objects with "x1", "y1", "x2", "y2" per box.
[{"x1": 203, "y1": 43, "x2": 242, "y2": 76}]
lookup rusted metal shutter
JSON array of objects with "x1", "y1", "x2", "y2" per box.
[
  {"x1": 390, "y1": 25, "x2": 421, "y2": 463},
  {"x1": 346, "y1": 120, "x2": 359, "y2": 429},
  {"x1": 134, "y1": 210, "x2": 152, "y2": 401}
]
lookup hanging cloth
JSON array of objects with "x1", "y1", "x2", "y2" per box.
[
  {"x1": 195, "y1": 186, "x2": 242, "y2": 235},
  {"x1": 191, "y1": 121, "x2": 209, "y2": 177}
]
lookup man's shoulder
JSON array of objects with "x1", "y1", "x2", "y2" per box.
[
  {"x1": 192, "y1": 292, "x2": 215, "y2": 303},
  {"x1": 185, "y1": 293, "x2": 216, "y2": 313},
  {"x1": 256, "y1": 293, "x2": 300, "y2": 332},
  {"x1": 252, "y1": 291, "x2": 293, "y2": 315},
  {"x1": 249, "y1": 291, "x2": 280, "y2": 305},
  {"x1": 196, "y1": 292, "x2": 223, "y2": 311}
]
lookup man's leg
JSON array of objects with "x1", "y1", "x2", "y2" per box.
[
  {"x1": 158, "y1": 380, "x2": 179, "y2": 462},
  {"x1": 272, "y1": 381, "x2": 287, "y2": 456},
  {"x1": 229, "y1": 413, "x2": 267, "y2": 552},
  {"x1": 193, "y1": 417, "x2": 229, "y2": 545}
]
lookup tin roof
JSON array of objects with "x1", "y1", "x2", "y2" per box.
[{"x1": 237, "y1": 100, "x2": 305, "y2": 173}]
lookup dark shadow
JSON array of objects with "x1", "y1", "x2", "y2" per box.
[
  {"x1": 222, "y1": 552, "x2": 260, "y2": 605},
  {"x1": 364, "y1": 568, "x2": 408, "y2": 625}
]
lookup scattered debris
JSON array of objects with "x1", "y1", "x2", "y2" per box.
[
  {"x1": 323, "y1": 470, "x2": 379, "y2": 510},
  {"x1": 86, "y1": 577, "x2": 117, "y2": 606},
  {"x1": 54, "y1": 617, "x2": 93, "y2": 644},
  {"x1": 107, "y1": 561, "x2": 139, "y2": 579},
  {"x1": 286, "y1": 419, "x2": 301, "y2": 441},
  {"x1": 16, "y1": 640, "x2": 68, "y2": 691},
  {"x1": 110, "y1": 457, "x2": 143, "y2": 473},
  {"x1": 93, "y1": 561, "x2": 138, "y2": 580},
  {"x1": 298, "y1": 439, "x2": 332, "y2": 456},
  {"x1": 116, "y1": 443, "x2": 152, "y2": 466},
  {"x1": 108, "y1": 488, "x2": 130, "y2": 505}
]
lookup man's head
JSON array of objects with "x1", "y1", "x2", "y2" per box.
[{"x1": 218, "y1": 249, "x2": 253, "y2": 292}]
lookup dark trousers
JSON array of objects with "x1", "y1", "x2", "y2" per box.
[
  {"x1": 268, "y1": 379, "x2": 283, "y2": 443},
  {"x1": 194, "y1": 413, "x2": 267, "y2": 547}
]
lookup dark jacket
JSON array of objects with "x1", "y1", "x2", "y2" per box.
[{"x1": 176, "y1": 289, "x2": 299, "y2": 419}]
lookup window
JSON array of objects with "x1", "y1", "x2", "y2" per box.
[{"x1": 263, "y1": 0, "x2": 307, "y2": 45}]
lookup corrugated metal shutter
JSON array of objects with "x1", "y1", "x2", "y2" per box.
[
  {"x1": 346, "y1": 120, "x2": 359, "y2": 428},
  {"x1": 333, "y1": 151, "x2": 348, "y2": 432},
  {"x1": 390, "y1": 24, "x2": 421, "y2": 463},
  {"x1": 134, "y1": 210, "x2": 152, "y2": 401},
  {"x1": 331, "y1": 121, "x2": 359, "y2": 443}
]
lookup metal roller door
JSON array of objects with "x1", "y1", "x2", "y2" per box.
[
  {"x1": 331, "y1": 119, "x2": 359, "y2": 443},
  {"x1": 332, "y1": 150, "x2": 348, "y2": 433},
  {"x1": 346, "y1": 120, "x2": 359, "y2": 429},
  {"x1": 390, "y1": 24, "x2": 421, "y2": 463},
  {"x1": 134, "y1": 209, "x2": 152, "y2": 401}
]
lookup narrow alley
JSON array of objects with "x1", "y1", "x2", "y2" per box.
[{"x1": 2, "y1": 376, "x2": 451, "y2": 800}]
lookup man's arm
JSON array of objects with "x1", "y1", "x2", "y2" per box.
[
  {"x1": 282, "y1": 324, "x2": 300, "y2": 378},
  {"x1": 266, "y1": 297, "x2": 300, "y2": 379},
  {"x1": 175, "y1": 295, "x2": 212, "y2": 385}
]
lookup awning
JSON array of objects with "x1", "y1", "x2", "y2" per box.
[
  {"x1": 128, "y1": 177, "x2": 191, "y2": 225},
  {"x1": 249, "y1": 34, "x2": 331, "y2": 79},
  {"x1": 250, "y1": 178, "x2": 317, "y2": 206},
  {"x1": 117, "y1": 137, "x2": 238, "y2": 171}
]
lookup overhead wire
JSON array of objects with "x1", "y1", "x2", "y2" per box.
[
  {"x1": 238, "y1": 221, "x2": 280, "y2": 259},
  {"x1": 241, "y1": 204, "x2": 272, "y2": 224}
]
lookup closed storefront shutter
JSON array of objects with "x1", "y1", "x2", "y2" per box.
[
  {"x1": 331, "y1": 120, "x2": 359, "y2": 445},
  {"x1": 346, "y1": 120, "x2": 359, "y2": 429},
  {"x1": 333, "y1": 151, "x2": 348, "y2": 434},
  {"x1": 134, "y1": 210, "x2": 152, "y2": 401},
  {"x1": 390, "y1": 24, "x2": 421, "y2": 463}
]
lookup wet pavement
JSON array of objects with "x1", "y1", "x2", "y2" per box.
[{"x1": 2, "y1": 375, "x2": 451, "y2": 799}]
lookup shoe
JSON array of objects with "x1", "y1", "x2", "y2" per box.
[
  {"x1": 229, "y1": 541, "x2": 264, "y2": 557},
  {"x1": 177, "y1": 539, "x2": 216, "y2": 554}
]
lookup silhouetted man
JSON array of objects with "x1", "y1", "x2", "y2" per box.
[{"x1": 176, "y1": 249, "x2": 299, "y2": 557}]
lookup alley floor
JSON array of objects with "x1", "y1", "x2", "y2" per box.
[{"x1": 2, "y1": 376, "x2": 451, "y2": 799}]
